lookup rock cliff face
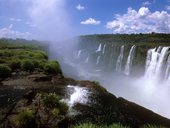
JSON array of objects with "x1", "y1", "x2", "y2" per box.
[
  {"x1": 61, "y1": 37, "x2": 170, "y2": 79},
  {"x1": 1, "y1": 72, "x2": 170, "y2": 128}
]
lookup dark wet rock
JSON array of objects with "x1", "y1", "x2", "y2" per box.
[{"x1": 28, "y1": 74, "x2": 52, "y2": 82}]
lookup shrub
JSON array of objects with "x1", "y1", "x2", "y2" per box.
[
  {"x1": 42, "y1": 93, "x2": 60, "y2": 108},
  {"x1": 41, "y1": 93, "x2": 68, "y2": 114},
  {"x1": 33, "y1": 52, "x2": 48, "y2": 60},
  {"x1": 14, "y1": 108, "x2": 34, "y2": 127},
  {"x1": 43, "y1": 61, "x2": 62, "y2": 75},
  {"x1": 21, "y1": 59, "x2": 34, "y2": 72},
  {"x1": 32, "y1": 60, "x2": 41, "y2": 68},
  {"x1": 0, "y1": 65, "x2": 11, "y2": 78},
  {"x1": 9, "y1": 59, "x2": 21, "y2": 70}
]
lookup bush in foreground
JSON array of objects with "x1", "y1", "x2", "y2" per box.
[
  {"x1": 9, "y1": 59, "x2": 21, "y2": 71},
  {"x1": 21, "y1": 59, "x2": 34, "y2": 72},
  {"x1": 44, "y1": 61, "x2": 62, "y2": 75},
  {"x1": 13, "y1": 108, "x2": 35, "y2": 128},
  {"x1": 0, "y1": 65, "x2": 11, "y2": 79}
]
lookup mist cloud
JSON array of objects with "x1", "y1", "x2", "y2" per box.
[{"x1": 28, "y1": 0, "x2": 72, "y2": 41}]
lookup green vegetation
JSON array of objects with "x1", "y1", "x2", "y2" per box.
[
  {"x1": 44, "y1": 60, "x2": 62, "y2": 75},
  {"x1": 41, "y1": 93, "x2": 68, "y2": 114},
  {"x1": 5, "y1": 93, "x2": 69, "y2": 128},
  {"x1": 80, "y1": 33, "x2": 170, "y2": 46},
  {"x1": 0, "y1": 38, "x2": 62, "y2": 79},
  {"x1": 21, "y1": 59, "x2": 35, "y2": 72},
  {"x1": 13, "y1": 108, "x2": 34, "y2": 127}
]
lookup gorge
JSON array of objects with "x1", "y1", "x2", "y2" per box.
[{"x1": 53, "y1": 34, "x2": 170, "y2": 119}]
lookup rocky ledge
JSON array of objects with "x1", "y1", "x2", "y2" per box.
[{"x1": 0, "y1": 72, "x2": 170, "y2": 128}]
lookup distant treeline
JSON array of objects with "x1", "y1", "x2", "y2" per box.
[
  {"x1": 0, "y1": 38, "x2": 48, "y2": 51},
  {"x1": 79, "y1": 33, "x2": 170, "y2": 46}
]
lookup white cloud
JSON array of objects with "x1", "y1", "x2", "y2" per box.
[
  {"x1": 76, "y1": 4, "x2": 85, "y2": 10},
  {"x1": 106, "y1": 7, "x2": 170, "y2": 33},
  {"x1": 10, "y1": 18, "x2": 22, "y2": 22},
  {"x1": 142, "y1": 1, "x2": 151, "y2": 6},
  {"x1": 81, "y1": 18, "x2": 101, "y2": 25},
  {"x1": 0, "y1": 24, "x2": 32, "y2": 39}
]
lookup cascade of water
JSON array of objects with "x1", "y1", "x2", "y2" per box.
[
  {"x1": 96, "y1": 56, "x2": 101, "y2": 65},
  {"x1": 144, "y1": 47, "x2": 169, "y2": 80},
  {"x1": 164, "y1": 54, "x2": 170, "y2": 80},
  {"x1": 67, "y1": 85, "x2": 89, "y2": 107},
  {"x1": 155, "y1": 47, "x2": 169, "y2": 78},
  {"x1": 96, "y1": 43, "x2": 102, "y2": 52},
  {"x1": 77, "y1": 50, "x2": 82, "y2": 58},
  {"x1": 102, "y1": 44, "x2": 106, "y2": 54},
  {"x1": 124, "y1": 45, "x2": 136, "y2": 75},
  {"x1": 84, "y1": 56, "x2": 89, "y2": 63},
  {"x1": 144, "y1": 48, "x2": 159, "y2": 79},
  {"x1": 116, "y1": 45, "x2": 124, "y2": 72},
  {"x1": 157, "y1": 46, "x2": 162, "y2": 53}
]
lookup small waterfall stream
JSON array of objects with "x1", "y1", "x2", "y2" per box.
[
  {"x1": 124, "y1": 45, "x2": 136, "y2": 75},
  {"x1": 96, "y1": 56, "x2": 101, "y2": 65},
  {"x1": 96, "y1": 43, "x2": 102, "y2": 52},
  {"x1": 116, "y1": 45, "x2": 124, "y2": 72},
  {"x1": 77, "y1": 50, "x2": 82, "y2": 58}
]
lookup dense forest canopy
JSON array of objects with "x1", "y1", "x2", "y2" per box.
[{"x1": 79, "y1": 33, "x2": 170, "y2": 46}]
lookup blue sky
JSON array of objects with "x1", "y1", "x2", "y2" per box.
[{"x1": 0, "y1": 0, "x2": 170, "y2": 40}]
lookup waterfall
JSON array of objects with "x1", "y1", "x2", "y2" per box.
[
  {"x1": 102, "y1": 44, "x2": 106, "y2": 54},
  {"x1": 67, "y1": 85, "x2": 89, "y2": 107},
  {"x1": 116, "y1": 45, "x2": 124, "y2": 72},
  {"x1": 124, "y1": 45, "x2": 136, "y2": 75},
  {"x1": 155, "y1": 47, "x2": 169, "y2": 79},
  {"x1": 84, "y1": 56, "x2": 89, "y2": 63},
  {"x1": 144, "y1": 47, "x2": 169, "y2": 80},
  {"x1": 77, "y1": 50, "x2": 82, "y2": 58},
  {"x1": 144, "y1": 48, "x2": 158, "y2": 79},
  {"x1": 164, "y1": 55, "x2": 170, "y2": 80},
  {"x1": 96, "y1": 56, "x2": 101, "y2": 65},
  {"x1": 96, "y1": 43, "x2": 102, "y2": 52}
]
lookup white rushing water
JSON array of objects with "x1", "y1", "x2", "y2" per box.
[
  {"x1": 144, "y1": 47, "x2": 169, "y2": 81},
  {"x1": 84, "y1": 56, "x2": 89, "y2": 63},
  {"x1": 60, "y1": 43, "x2": 170, "y2": 119},
  {"x1": 77, "y1": 50, "x2": 82, "y2": 58},
  {"x1": 96, "y1": 43, "x2": 102, "y2": 52},
  {"x1": 124, "y1": 45, "x2": 136, "y2": 75},
  {"x1": 96, "y1": 56, "x2": 101, "y2": 65},
  {"x1": 165, "y1": 55, "x2": 170, "y2": 80},
  {"x1": 67, "y1": 85, "x2": 89, "y2": 107},
  {"x1": 116, "y1": 45, "x2": 124, "y2": 72},
  {"x1": 102, "y1": 44, "x2": 106, "y2": 54}
]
